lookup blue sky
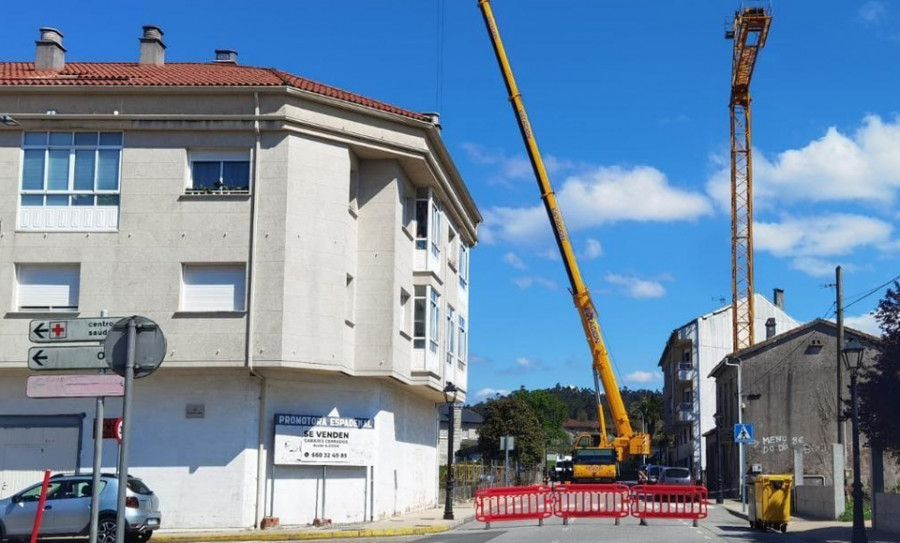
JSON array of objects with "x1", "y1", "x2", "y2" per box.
[{"x1": 6, "y1": 1, "x2": 900, "y2": 402}]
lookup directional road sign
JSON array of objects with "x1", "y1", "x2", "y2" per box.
[
  {"x1": 30, "y1": 318, "x2": 119, "y2": 343},
  {"x1": 26, "y1": 374, "x2": 125, "y2": 398},
  {"x1": 28, "y1": 346, "x2": 108, "y2": 371},
  {"x1": 734, "y1": 423, "x2": 755, "y2": 445}
]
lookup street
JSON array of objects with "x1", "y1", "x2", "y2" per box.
[{"x1": 387, "y1": 503, "x2": 896, "y2": 543}]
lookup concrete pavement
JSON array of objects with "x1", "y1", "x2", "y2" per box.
[
  {"x1": 716, "y1": 498, "x2": 897, "y2": 543},
  {"x1": 153, "y1": 502, "x2": 476, "y2": 542}
]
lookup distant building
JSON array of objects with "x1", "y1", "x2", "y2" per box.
[
  {"x1": 563, "y1": 419, "x2": 600, "y2": 441},
  {"x1": 708, "y1": 319, "x2": 899, "y2": 514},
  {"x1": 0, "y1": 26, "x2": 480, "y2": 529},
  {"x1": 657, "y1": 291, "x2": 799, "y2": 481},
  {"x1": 438, "y1": 405, "x2": 484, "y2": 463}
]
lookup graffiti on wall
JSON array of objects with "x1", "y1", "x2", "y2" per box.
[{"x1": 758, "y1": 435, "x2": 827, "y2": 455}]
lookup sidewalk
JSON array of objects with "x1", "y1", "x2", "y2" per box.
[
  {"x1": 717, "y1": 499, "x2": 896, "y2": 543},
  {"x1": 153, "y1": 502, "x2": 476, "y2": 542}
]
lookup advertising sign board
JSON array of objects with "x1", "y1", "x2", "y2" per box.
[{"x1": 273, "y1": 413, "x2": 375, "y2": 466}]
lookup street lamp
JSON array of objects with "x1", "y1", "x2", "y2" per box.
[
  {"x1": 842, "y1": 338, "x2": 867, "y2": 543},
  {"x1": 443, "y1": 382, "x2": 460, "y2": 521},
  {"x1": 714, "y1": 412, "x2": 724, "y2": 504}
]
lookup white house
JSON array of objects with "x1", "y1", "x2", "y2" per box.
[
  {"x1": 0, "y1": 26, "x2": 481, "y2": 529},
  {"x1": 657, "y1": 291, "x2": 799, "y2": 481}
]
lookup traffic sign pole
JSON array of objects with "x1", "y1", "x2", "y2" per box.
[{"x1": 115, "y1": 318, "x2": 136, "y2": 543}]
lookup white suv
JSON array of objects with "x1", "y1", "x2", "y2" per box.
[{"x1": 0, "y1": 474, "x2": 161, "y2": 543}]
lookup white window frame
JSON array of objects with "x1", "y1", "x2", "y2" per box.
[
  {"x1": 15, "y1": 264, "x2": 80, "y2": 312},
  {"x1": 181, "y1": 264, "x2": 247, "y2": 312},
  {"x1": 430, "y1": 200, "x2": 442, "y2": 263},
  {"x1": 413, "y1": 286, "x2": 427, "y2": 349},
  {"x1": 458, "y1": 314, "x2": 468, "y2": 364},
  {"x1": 446, "y1": 305, "x2": 456, "y2": 364},
  {"x1": 20, "y1": 131, "x2": 123, "y2": 207},
  {"x1": 459, "y1": 244, "x2": 470, "y2": 289},
  {"x1": 447, "y1": 223, "x2": 459, "y2": 271},
  {"x1": 428, "y1": 287, "x2": 440, "y2": 354},
  {"x1": 186, "y1": 150, "x2": 251, "y2": 195}
]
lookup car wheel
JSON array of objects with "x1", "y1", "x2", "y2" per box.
[{"x1": 97, "y1": 516, "x2": 118, "y2": 543}]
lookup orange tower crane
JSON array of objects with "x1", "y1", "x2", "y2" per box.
[{"x1": 726, "y1": 5, "x2": 771, "y2": 351}]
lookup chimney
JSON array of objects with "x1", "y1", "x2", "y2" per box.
[
  {"x1": 773, "y1": 288, "x2": 784, "y2": 310},
  {"x1": 35, "y1": 27, "x2": 65, "y2": 71},
  {"x1": 214, "y1": 49, "x2": 238, "y2": 64},
  {"x1": 139, "y1": 25, "x2": 166, "y2": 66},
  {"x1": 765, "y1": 317, "x2": 776, "y2": 339}
]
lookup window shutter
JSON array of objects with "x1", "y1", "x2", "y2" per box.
[
  {"x1": 17, "y1": 265, "x2": 80, "y2": 309},
  {"x1": 183, "y1": 265, "x2": 246, "y2": 311}
]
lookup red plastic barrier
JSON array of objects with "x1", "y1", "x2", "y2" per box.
[
  {"x1": 553, "y1": 483, "x2": 630, "y2": 524},
  {"x1": 630, "y1": 484, "x2": 708, "y2": 526},
  {"x1": 474, "y1": 485, "x2": 554, "y2": 528}
]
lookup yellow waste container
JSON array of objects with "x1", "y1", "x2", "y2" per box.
[{"x1": 748, "y1": 474, "x2": 792, "y2": 533}]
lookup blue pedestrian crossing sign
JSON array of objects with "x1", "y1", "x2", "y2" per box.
[{"x1": 734, "y1": 423, "x2": 755, "y2": 444}]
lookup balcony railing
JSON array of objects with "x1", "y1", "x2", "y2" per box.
[
  {"x1": 677, "y1": 363, "x2": 694, "y2": 382},
  {"x1": 676, "y1": 402, "x2": 694, "y2": 423}
]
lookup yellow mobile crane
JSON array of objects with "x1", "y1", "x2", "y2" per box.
[{"x1": 477, "y1": 0, "x2": 650, "y2": 482}]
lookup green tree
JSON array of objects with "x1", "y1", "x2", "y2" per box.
[
  {"x1": 857, "y1": 282, "x2": 900, "y2": 456},
  {"x1": 477, "y1": 394, "x2": 544, "y2": 468},
  {"x1": 512, "y1": 387, "x2": 569, "y2": 443}
]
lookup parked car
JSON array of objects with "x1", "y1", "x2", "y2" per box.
[
  {"x1": 645, "y1": 465, "x2": 664, "y2": 484},
  {"x1": 658, "y1": 467, "x2": 692, "y2": 485},
  {"x1": 0, "y1": 473, "x2": 160, "y2": 543},
  {"x1": 552, "y1": 460, "x2": 573, "y2": 483}
]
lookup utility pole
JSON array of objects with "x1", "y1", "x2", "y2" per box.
[{"x1": 836, "y1": 266, "x2": 844, "y2": 446}]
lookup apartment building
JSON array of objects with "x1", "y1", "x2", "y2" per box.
[
  {"x1": 656, "y1": 291, "x2": 799, "y2": 481},
  {"x1": 0, "y1": 27, "x2": 481, "y2": 529}
]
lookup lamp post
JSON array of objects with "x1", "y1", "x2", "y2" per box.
[
  {"x1": 443, "y1": 382, "x2": 459, "y2": 521},
  {"x1": 842, "y1": 338, "x2": 867, "y2": 543},
  {"x1": 714, "y1": 412, "x2": 724, "y2": 504}
]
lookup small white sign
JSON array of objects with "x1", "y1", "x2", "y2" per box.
[
  {"x1": 27, "y1": 375, "x2": 125, "y2": 398},
  {"x1": 273, "y1": 413, "x2": 375, "y2": 466}
]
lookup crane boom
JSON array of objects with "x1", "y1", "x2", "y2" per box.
[
  {"x1": 477, "y1": 0, "x2": 649, "y2": 461},
  {"x1": 728, "y1": 6, "x2": 771, "y2": 352}
]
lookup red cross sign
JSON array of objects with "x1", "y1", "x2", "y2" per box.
[{"x1": 50, "y1": 321, "x2": 67, "y2": 339}]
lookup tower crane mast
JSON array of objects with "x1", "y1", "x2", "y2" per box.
[{"x1": 727, "y1": 5, "x2": 771, "y2": 352}]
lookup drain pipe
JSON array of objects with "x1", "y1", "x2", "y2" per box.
[{"x1": 246, "y1": 91, "x2": 267, "y2": 528}]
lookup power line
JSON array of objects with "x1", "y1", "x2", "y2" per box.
[
  {"x1": 435, "y1": 0, "x2": 445, "y2": 113},
  {"x1": 843, "y1": 273, "x2": 900, "y2": 312}
]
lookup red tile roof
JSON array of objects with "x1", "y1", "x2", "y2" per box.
[{"x1": 0, "y1": 62, "x2": 430, "y2": 122}]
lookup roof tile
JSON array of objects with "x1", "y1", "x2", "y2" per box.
[{"x1": 0, "y1": 62, "x2": 429, "y2": 122}]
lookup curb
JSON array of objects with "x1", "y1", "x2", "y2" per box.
[{"x1": 153, "y1": 514, "x2": 474, "y2": 542}]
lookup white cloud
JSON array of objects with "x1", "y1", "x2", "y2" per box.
[
  {"x1": 707, "y1": 115, "x2": 900, "y2": 210},
  {"x1": 604, "y1": 273, "x2": 667, "y2": 299},
  {"x1": 583, "y1": 238, "x2": 604, "y2": 260},
  {"x1": 845, "y1": 312, "x2": 881, "y2": 337},
  {"x1": 755, "y1": 214, "x2": 891, "y2": 256},
  {"x1": 513, "y1": 276, "x2": 559, "y2": 290},
  {"x1": 482, "y1": 165, "x2": 713, "y2": 245},
  {"x1": 503, "y1": 252, "x2": 527, "y2": 270},
  {"x1": 845, "y1": 312, "x2": 881, "y2": 336},
  {"x1": 625, "y1": 371, "x2": 662, "y2": 384},
  {"x1": 537, "y1": 247, "x2": 561, "y2": 261},
  {"x1": 788, "y1": 258, "x2": 848, "y2": 278},
  {"x1": 474, "y1": 388, "x2": 511, "y2": 401},
  {"x1": 516, "y1": 357, "x2": 535, "y2": 369},
  {"x1": 858, "y1": 2, "x2": 888, "y2": 25},
  {"x1": 460, "y1": 143, "x2": 573, "y2": 186}
]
